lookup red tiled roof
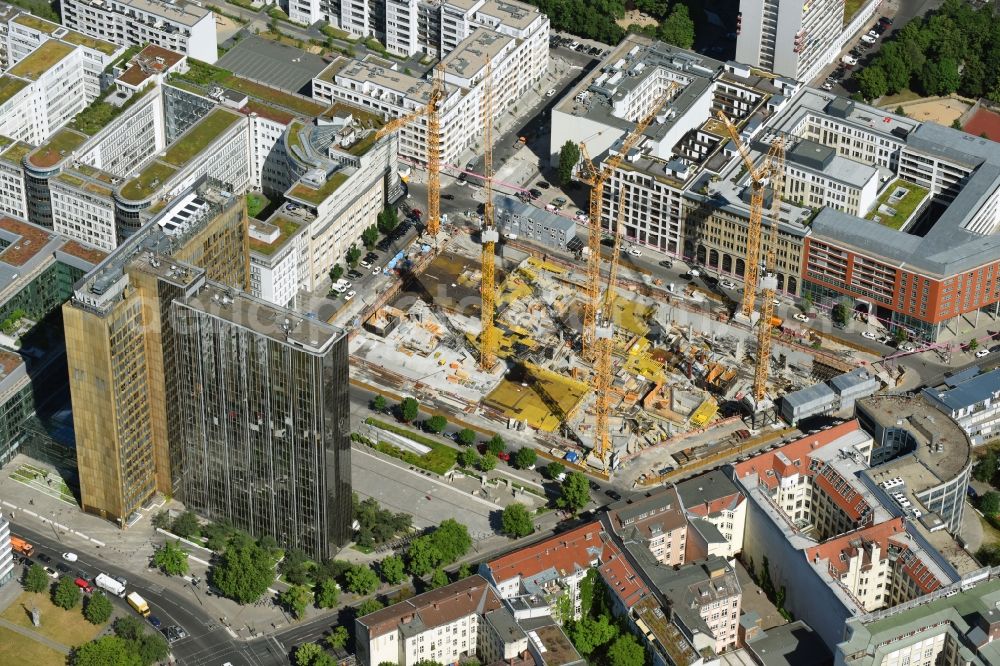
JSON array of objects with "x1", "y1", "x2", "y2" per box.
[
  {"x1": 685, "y1": 494, "x2": 742, "y2": 518},
  {"x1": 0, "y1": 217, "x2": 53, "y2": 266},
  {"x1": 733, "y1": 419, "x2": 863, "y2": 490},
  {"x1": 358, "y1": 575, "x2": 502, "y2": 639},
  {"x1": 485, "y1": 521, "x2": 607, "y2": 584},
  {"x1": 599, "y1": 550, "x2": 649, "y2": 609},
  {"x1": 813, "y1": 466, "x2": 871, "y2": 523}
]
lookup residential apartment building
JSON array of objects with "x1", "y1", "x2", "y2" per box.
[
  {"x1": 5, "y1": 13, "x2": 122, "y2": 101},
  {"x1": 653, "y1": 558, "x2": 742, "y2": 655},
  {"x1": 0, "y1": 349, "x2": 33, "y2": 468},
  {"x1": 0, "y1": 40, "x2": 90, "y2": 145},
  {"x1": 675, "y1": 470, "x2": 747, "y2": 559},
  {"x1": 173, "y1": 283, "x2": 352, "y2": 559},
  {"x1": 735, "y1": 0, "x2": 844, "y2": 81},
  {"x1": 64, "y1": 182, "x2": 247, "y2": 525},
  {"x1": 604, "y1": 488, "x2": 688, "y2": 566},
  {"x1": 61, "y1": 0, "x2": 218, "y2": 63},
  {"x1": 837, "y1": 569, "x2": 1000, "y2": 666},
  {"x1": 732, "y1": 420, "x2": 967, "y2": 650},
  {"x1": 312, "y1": 5, "x2": 547, "y2": 167},
  {"x1": 479, "y1": 608, "x2": 585, "y2": 666},
  {"x1": 356, "y1": 575, "x2": 503, "y2": 666},
  {"x1": 923, "y1": 368, "x2": 1000, "y2": 446},
  {"x1": 782, "y1": 137, "x2": 879, "y2": 216}
]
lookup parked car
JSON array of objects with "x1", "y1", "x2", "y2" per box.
[
  {"x1": 721, "y1": 279, "x2": 737, "y2": 289},
  {"x1": 148, "y1": 616, "x2": 162, "y2": 629},
  {"x1": 659, "y1": 259, "x2": 674, "y2": 268},
  {"x1": 793, "y1": 313, "x2": 810, "y2": 323},
  {"x1": 528, "y1": 188, "x2": 542, "y2": 199},
  {"x1": 552, "y1": 196, "x2": 567, "y2": 208},
  {"x1": 62, "y1": 552, "x2": 78, "y2": 563},
  {"x1": 842, "y1": 55, "x2": 858, "y2": 65},
  {"x1": 44, "y1": 567, "x2": 58, "y2": 579},
  {"x1": 56, "y1": 563, "x2": 71, "y2": 574},
  {"x1": 347, "y1": 270, "x2": 363, "y2": 279},
  {"x1": 74, "y1": 578, "x2": 93, "y2": 593},
  {"x1": 822, "y1": 82, "x2": 833, "y2": 91},
  {"x1": 545, "y1": 88, "x2": 557, "y2": 97},
  {"x1": 536, "y1": 181, "x2": 550, "y2": 189},
  {"x1": 38, "y1": 553, "x2": 52, "y2": 564},
  {"x1": 497, "y1": 451, "x2": 510, "y2": 462},
  {"x1": 344, "y1": 290, "x2": 356, "y2": 302},
  {"x1": 442, "y1": 193, "x2": 455, "y2": 200},
  {"x1": 975, "y1": 348, "x2": 990, "y2": 358},
  {"x1": 627, "y1": 247, "x2": 642, "y2": 257},
  {"x1": 605, "y1": 489, "x2": 622, "y2": 501},
  {"x1": 862, "y1": 330, "x2": 878, "y2": 340},
  {"x1": 861, "y1": 34, "x2": 876, "y2": 43}
]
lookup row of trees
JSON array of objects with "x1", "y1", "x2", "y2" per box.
[
  {"x1": 854, "y1": 0, "x2": 1000, "y2": 102},
  {"x1": 327, "y1": 205, "x2": 400, "y2": 285},
  {"x1": 73, "y1": 616, "x2": 168, "y2": 666}
]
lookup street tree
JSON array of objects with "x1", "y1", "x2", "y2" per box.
[
  {"x1": 855, "y1": 65, "x2": 888, "y2": 100},
  {"x1": 406, "y1": 536, "x2": 442, "y2": 576},
  {"x1": 72, "y1": 636, "x2": 140, "y2": 666},
  {"x1": 456, "y1": 428, "x2": 476, "y2": 446},
  {"x1": 607, "y1": 633, "x2": 646, "y2": 666},
  {"x1": 894, "y1": 327, "x2": 909, "y2": 344},
  {"x1": 429, "y1": 568, "x2": 449, "y2": 589},
  {"x1": 137, "y1": 633, "x2": 169, "y2": 665},
  {"x1": 53, "y1": 575, "x2": 82, "y2": 610},
  {"x1": 327, "y1": 625, "x2": 349, "y2": 650},
  {"x1": 425, "y1": 415, "x2": 447, "y2": 434},
  {"x1": 295, "y1": 642, "x2": 332, "y2": 666},
  {"x1": 84, "y1": 591, "x2": 113, "y2": 624},
  {"x1": 113, "y1": 616, "x2": 146, "y2": 641},
  {"x1": 346, "y1": 565, "x2": 380, "y2": 595},
  {"x1": 400, "y1": 397, "x2": 419, "y2": 423},
  {"x1": 329, "y1": 264, "x2": 344, "y2": 283},
  {"x1": 974, "y1": 449, "x2": 999, "y2": 483},
  {"x1": 658, "y1": 4, "x2": 695, "y2": 48},
  {"x1": 280, "y1": 585, "x2": 313, "y2": 619},
  {"x1": 315, "y1": 578, "x2": 341, "y2": 609},
  {"x1": 557, "y1": 141, "x2": 580, "y2": 186},
  {"x1": 431, "y1": 520, "x2": 472, "y2": 563},
  {"x1": 557, "y1": 472, "x2": 590, "y2": 513},
  {"x1": 969, "y1": 338, "x2": 979, "y2": 351},
  {"x1": 346, "y1": 245, "x2": 362, "y2": 268},
  {"x1": 831, "y1": 303, "x2": 849, "y2": 326},
  {"x1": 170, "y1": 510, "x2": 200, "y2": 538},
  {"x1": 981, "y1": 491, "x2": 1000, "y2": 516},
  {"x1": 372, "y1": 395, "x2": 387, "y2": 413},
  {"x1": 356, "y1": 598, "x2": 384, "y2": 616},
  {"x1": 501, "y1": 503, "x2": 534, "y2": 538},
  {"x1": 487, "y1": 434, "x2": 507, "y2": 456},
  {"x1": 458, "y1": 448, "x2": 480, "y2": 468},
  {"x1": 210, "y1": 540, "x2": 276, "y2": 604},
  {"x1": 546, "y1": 462, "x2": 565, "y2": 480},
  {"x1": 24, "y1": 563, "x2": 48, "y2": 593},
  {"x1": 362, "y1": 225, "x2": 379, "y2": 251},
  {"x1": 478, "y1": 453, "x2": 498, "y2": 472},
  {"x1": 379, "y1": 555, "x2": 406, "y2": 585},
  {"x1": 513, "y1": 447, "x2": 537, "y2": 470},
  {"x1": 153, "y1": 540, "x2": 189, "y2": 576}
]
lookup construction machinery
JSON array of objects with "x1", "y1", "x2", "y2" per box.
[
  {"x1": 480, "y1": 59, "x2": 499, "y2": 370},
  {"x1": 753, "y1": 140, "x2": 785, "y2": 403},
  {"x1": 374, "y1": 64, "x2": 446, "y2": 236},
  {"x1": 717, "y1": 110, "x2": 771, "y2": 320},
  {"x1": 578, "y1": 83, "x2": 676, "y2": 359},
  {"x1": 592, "y1": 187, "x2": 630, "y2": 465}
]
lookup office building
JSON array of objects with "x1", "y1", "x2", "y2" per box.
[
  {"x1": 356, "y1": 575, "x2": 503, "y2": 666},
  {"x1": 922, "y1": 367, "x2": 1000, "y2": 447},
  {"x1": 837, "y1": 569, "x2": 1000, "y2": 666},
  {"x1": 248, "y1": 213, "x2": 307, "y2": 309},
  {"x1": 64, "y1": 182, "x2": 247, "y2": 525},
  {"x1": 780, "y1": 368, "x2": 879, "y2": 425},
  {"x1": 60, "y1": 0, "x2": 218, "y2": 63},
  {"x1": 857, "y1": 394, "x2": 973, "y2": 533},
  {"x1": 732, "y1": 420, "x2": 966, "y2": 650},
  {"x1": 495, "y1": 195, "x2": 576, "y2": 249},
  {"x1": 0, "y1": 515, "x2": 11, "y2": 587},
  {"x1": 174, "y1": 283, "x2": 351, "y2": 559},
  {"x1": 735, "y1": 0, "x2": 844, "y2": 81},
  {"x1": 6, "y1": 12, "x2": 123, "y2": 101},
  {"x1": 0, "y1": 349, "x2": 33, "y2": 468}
]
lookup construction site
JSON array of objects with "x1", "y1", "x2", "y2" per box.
[{"x1": 350, "y1": 55, "x2": 878, "y2": 480}]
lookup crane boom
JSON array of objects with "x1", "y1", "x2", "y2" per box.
[
  {"x1": 578, "y1": 83, "x2": 676, "y2": 359},
  {"x1": 480, "y1": 59, "x2": 499, "y2": 370}
]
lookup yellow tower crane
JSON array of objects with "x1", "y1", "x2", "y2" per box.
[
  {"x1": 592, "y1": 187, "x2": 630, "y2": 465},
  {"x1": 578, "y1": 83, "x2": 676, "y2": 359},
  {"x1": 480, "y1": 59, "x2": 499, "y2": 371},
  {"x1": 717, "y1": 110, "x2": 772, "y2": 320},
  {"x1": 753, "y1": 139, "x2": 785, "y2": 403},
  {"x1": 374, "y1": 64, "x2": 446, "y2": 236}
]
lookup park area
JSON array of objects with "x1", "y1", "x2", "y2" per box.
[{"x1": 0, "y1": 589, "x2": 106, "y2": 664}]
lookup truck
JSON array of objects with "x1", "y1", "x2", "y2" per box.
[
  {"x1": 127, "y1": 592, "x2": 150, "y2": 617},
  {"x1": 95, "y1": 573, "x2": 126, "y2": 598},
  {"x1": 10, "y1": 536, "x2": 33, "y2": 557}
]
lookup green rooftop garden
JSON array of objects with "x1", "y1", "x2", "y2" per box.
[
  {"x1": 249, "y1": 217, "x2": 301, "y2": 256},
  {"x1": 244, "y1": 100, "x2": 294, "y2": 125},
  {"x1": 223, "y1": 76, "x2": 327, "y2": 117},
  {"x1": 0, "y1": 76, "x2": 29, "y2": 106},
  {"x1": 162, "y1": 109, "x2": 241, "y2": 167},
  {"x1": 0, "y1": 136, "x2": 12, "y2": 151},
  {"x1": 13, "y1": 14, "x2": 119, "y2": 55},
  {"x1": 56, "y1": 172, "x2": 85, "y2": 187},
  {"x1": 120, "y1": 161, "x2": 178, "y2": 201},
  {"x1": 0, "y1": 142, "x2": 33, "y2": 165},
  {"x1": 72, "y1": 85, "x2": 153, "y2": 136},
  {"x1": 866, "y1": 180, "x2": 929, "y2": 230},
  {"x1": 28, "y1": 129, "x2": 87, "y2": 169},
  {"x1": 8, "y1": 40, "x2": 74, "y2": 80},
  {"x1": 288, "y1": 171, "x2": 349, "y2": 206},
  {"x1": 287, "y1": 120, "x2": 305, "y2": 155}
]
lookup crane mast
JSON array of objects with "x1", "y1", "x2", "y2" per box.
[
  {"x1": 578, "y1": 83, "x2": 676, "y2": 359},
  {"x1": 479, "y1": 59, "x2": 499, "y2": 370},
  {"x1": 753, "y1": 140, "x2": 785, "y2": 403}
]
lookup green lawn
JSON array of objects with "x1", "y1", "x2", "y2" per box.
[
  {"x1": 28, "y1": 129, "x2": 88, "y2": 168},
  {"x1": 288, "y1": 171, "x2": 349, "y2": 205},
  {"x1": 867, "y1": 180, "x2": 929, "y2": 230},
  {"x1": 247, "y1": 193, "x2": 269, "y2": 219},
  {"x1": 120, "y1": 161, "x2": 178, "y2": 201},
  {"x1": 365, "y1": 418, "x2": 457, "y2": 474},
  {"x1": 0, "y1": 627, "x2": 65, "y2": 666},
  {"x1": 1, "y1": 591, "x2": 105, "y2": 648},
  {"x1": 8, "y1": 41, "x2": 74, "y2": 80},
  {"x1": 162, "y1": 109, "x2": 241, "y2": 167},
  {"x1": 249, "y1": 217, "x2": 301, "y2": 256}
]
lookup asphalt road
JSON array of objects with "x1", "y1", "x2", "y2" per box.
[{"x1": 7, "y1": 521, "x2": 285, "y2": 665}]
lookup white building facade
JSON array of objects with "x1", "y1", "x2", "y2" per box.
[{"x1": 735, "y1": 0, "x2": 845, "y2": 81}]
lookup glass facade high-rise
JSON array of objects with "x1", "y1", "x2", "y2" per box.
[{"x1": 173, "y1": 284, "x2": 351, "y2": 559}]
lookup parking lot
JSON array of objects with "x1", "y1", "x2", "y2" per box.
[{"x1": 821, "y1": 14, "x2": 895, "y2": 95}]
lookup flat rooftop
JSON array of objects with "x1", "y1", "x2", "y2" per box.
[
  {"x1": 27, "y1": 128, "x2": 89, "y2": 169},
  {"x1": 745, "y1": 621, "x2": 831, "y2": 666},
  {"x1": 859, "y1": 394, "x2": 972, "y2": 490},
  {"x1": 331, "y1": 58, "x2": 432, "y2": 105},
  {"x1": 11, "y1": 13, "x2": 119, "y2": 55},
  {"x1": 0, "y1": 75, "x2": 29, "y2": 107},
  {"x1": 474, "y1": 0, "x2": 542, "y2": 31},
  {"x1": 442, "y1": 28, "x2": 513, "y2": 79},
  {"x1": 216, "y1": 36, "x2": 329, "y2": 96},
  {"x1": 0, "y1": 349, "x2": 25, "y2": 383},
  {"x1": 8, "y1": 39, "x2": 75, "y2": 80},
  {"x1": 249, "y1": 214, "x2": 303, "y2": 258},
  {"x1": 118, "y1": 0, "x2": 211, "y2": 26}
]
